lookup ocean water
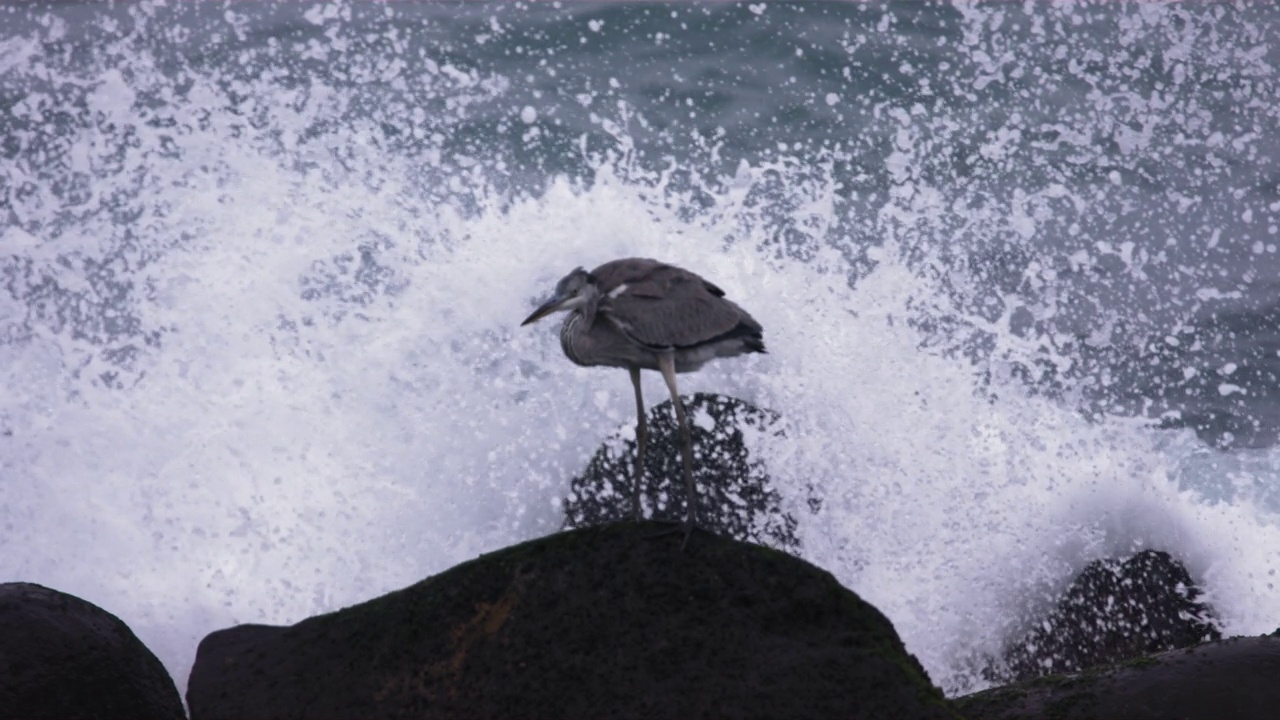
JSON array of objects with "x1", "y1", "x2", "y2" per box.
[{"x1": 3, "y1": 0, "x2": 1279, "y2": 697}]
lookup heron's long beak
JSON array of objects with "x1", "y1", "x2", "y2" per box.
[{"x1": 521, "y1": 294, "x2": 568, "y2": 326}]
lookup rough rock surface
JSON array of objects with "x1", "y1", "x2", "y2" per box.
[
  {"x1": 564, "y1": 392, "x2": 811, "y2": 550},
  {"x1": 188, "y1": 521, "x2": 958, "y2": 720},
  {"x1": 956, "y1": 635, "x2": 1280, "y2": 720},
  {"x1": 0, "y1": 582, "x2": 185, "y2": 720},
  {"x1": 992, "y1": 550, "x2": 1220, "y2": 682}
]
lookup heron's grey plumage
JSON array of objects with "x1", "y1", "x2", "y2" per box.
[
  {"x1": 535, "y1": 258, "x2": 764, "y2": 372},
  {"x1": 522, "y1": 257, "x2": 764, "y2": 547}
]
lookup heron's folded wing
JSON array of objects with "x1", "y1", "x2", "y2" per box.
[{"x1": 602, "y1": 271, "x2": 749, "y2": 349}]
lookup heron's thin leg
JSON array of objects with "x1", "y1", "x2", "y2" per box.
[
  {"x1": 629, "y1": 366, "x2": 646, "y2": 521},
  {"x1": 658, "y1": 353, "x2": 696, "y2": 547}
]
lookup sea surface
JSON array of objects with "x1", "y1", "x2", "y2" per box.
[{"x1": 3, "y1": 0, "x2": 1279, "y2": 697}]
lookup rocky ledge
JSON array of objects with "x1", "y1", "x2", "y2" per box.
[
  {"x1": 4, "y1": 527, "x2": 1280, "y2": 719},
  {"x1": 0, "y1": 396, "x2": 1273, "y2": 720},
  {"x1": 956, "y1": 634, "x2": 1280, "y2": 720},
  {"x1": 186, "y1": 521, "x2": 957, "y2": 720},
  {"x1": 0, "y1": 582, "x2": 184, "y2": 720}
]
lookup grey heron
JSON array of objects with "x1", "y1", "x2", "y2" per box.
[{"x1": 521, "y1": 257, "x2": 765, "y2": 544}]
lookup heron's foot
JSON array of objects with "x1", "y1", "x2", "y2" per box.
[{"x1": 643, "y1": 519, "x2": 699, "y2": 552}]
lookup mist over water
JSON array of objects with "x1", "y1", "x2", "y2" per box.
[{"x1": 3, "y1": 0, "x2": 1279, "y2": 696}]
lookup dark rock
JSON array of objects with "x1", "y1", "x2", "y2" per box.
[
  {"x1": 956, "y1": 635, "x2": 1280, "y2": 720},
  {"x1": 991, "y1": 550, "x2": 1220, "y2": 683},
  {"x1": 564, "y1": 392, "x2": 810, "y2": 551},
  {"x1": 188, "y1": 521, "x2": 959, "y2": 720},
  {"x1": 0, "y1": 582, "x2": 185, "y2": 720}
]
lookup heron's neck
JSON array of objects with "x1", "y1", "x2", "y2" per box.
[
  {"x1": 559, "y1": 289, "x2": 599, "y2": 367},
  {"x1": 578, "y1": 289, "x2": 599, "y2": 327}
]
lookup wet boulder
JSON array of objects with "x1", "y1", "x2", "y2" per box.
[
  {"x1": 956, "y1": 635, "x2": 1280, "y2": 720},
  {"x1": 993, "y1": 550, "x2": 1220, "y2": 682},
  {"x1": 564, "y1": 392, "x2": 810, "y2": 551},
  {"x1": 188, "y1": 521, "x2": 959, "y2": 720},
  {"x1": 0, "y1": 582, "x2": 184, "y2": 720}
]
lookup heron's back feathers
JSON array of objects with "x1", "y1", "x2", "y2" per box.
[{"x1": 589, "y1": 258, "x2": 764, "y2": 369}]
